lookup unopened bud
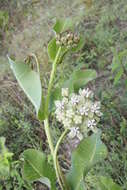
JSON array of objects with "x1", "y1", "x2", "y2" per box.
[
  {"x1": 56, "y1": 40, "x2": 61, "y2": 45},
  {"x1": 68, "y1": 40, "x2": 73, "y2": 45},
  {"x1": 74, "y1": 35, "x2": 80, "y2": 43},
  {"x1": 67, "y1": 32, "x2": 74, "y2": 40}
]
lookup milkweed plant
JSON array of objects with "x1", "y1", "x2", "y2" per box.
[{"x1": 7, "y1": 19, "x2": 122, "y2": 190}]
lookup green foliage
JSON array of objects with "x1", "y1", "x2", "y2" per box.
[
  {"x1": 0, "y1": 10, "x2": 9, "y2": 30},
  {"x1": 48, "y1": 19, "x2": 84, "y2": 62},
  {"x1": 65, "y1": 69, "x2": 97, "y2": 92},
  {"x1": 23, "y1": 149, "x2": 56, "y2": 189},
  {"x1": 8, "y1": 57, "x2": 44, "y2": 119},
  {"x1": 0, "y1": 137, "x2": 13, "y2": 180},
  {"x1": 48, "y1": 38, "x2": 60, "y2": 61},
  {"x1": 53, "y1": 19, "x2": 74, "y2": 34},
  {"x1": 0, "y1": 160, "x2": 33, "y2": 190},
  {"x1": 111, "y1": 48, "x2": 127, "y2": 85},
  {"x1": 97, "y1": 176, "x2": 122, "y2": 190},
  {"x1": 48, "y1": 37, "x2": 67, "y2": 63},
  {"x1": 67, "y1": 132, "x2": 107, "y2": 190},
  {"x1": 50, "y1": 69, "x2": 97, "y2": 111},
  {"x1": 88, "y1": 87, "x2": 127, "y2": 190}
]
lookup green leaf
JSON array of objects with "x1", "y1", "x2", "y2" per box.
[
  {"x1": 53, "y1": 19, "x2": 74, "y2": 33},
  {"x1": 23, "y1": 149, "x2": 56, "y2": 190},
  {"x1": 8, "y1": 57, "x2": 43, "y2": 117},
  {"x1": 118, "y1": 49, "x2": 127, "y2": 61},
  {"x1": 38, "y1": 96, "x2": 45, "y2": 120},
  {"x1": 48, "y1": 38, "x2": 67, "y2": 62},
  {"x1": 49, "y1": 69, "x2": 97, "y2": 112},
  {"x1": 0, "y1": 137, "x2": 13, "y2": 180},
  {"x1": 111, "y1": 48, "x2": 120, "y2": 72},
  {"x1": 97, "y1": 176, "x2": 122, "y2": 190},
  {"x1": 49, "y1": 87, "x2": 61, "y2": 111},
  {"x1": 48, "y1": 38, "x2": 59, "y2": 61},
  {"x1": 114, "y1": 67, "x2": 123, "y2": 85},
  {"x1": 66, "y1": 132, "x2": 107, "y2": 190},
  {"x1": 64, "y1": 69, "x2": 97, "y2": 92},
  {"x1": 72, "y1": 69, "x2": 97, "y2": 91}
]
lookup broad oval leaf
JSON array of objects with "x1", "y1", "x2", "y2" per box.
[
  {"x1": 48, "y1": 38, "x2": 59, "y2": 61},
  {"x1": 8, "y1": 57, "x2": 43, "y2": 117},
  {"x1": 23, "y1": 149, "x2": 56, "y2": 190},
  {"x1": 66, "y1": 132, "x2": 107, "y2": 190},
  {"x1": 63, "y1": 69, "x2": 97, "y2": 92},
  {"x1": 48, "y1": 38, "x2": 67, "y2": 62},
  {"x1": 97, "y1": 176, "x2": 122, "y2": 190},
  {"x1": 53, "y1": 19, "x2": 74, "y2": 33},
  {"x1": 72, "y1": 69, "x2": 97, "y2": 91}
]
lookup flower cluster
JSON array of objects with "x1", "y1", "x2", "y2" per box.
[
  {"x1": 55, "y1": 88, "x2": 102, "y2": 140},
  {"x1": 56, "y1": 31, "x2": 80, "y2": 48}
]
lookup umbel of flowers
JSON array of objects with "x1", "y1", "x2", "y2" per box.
[
  {"x1": 56, "y1": 31, "x2": 80, "y2": 48},
  {"x1": 55, "y1": 88, "x2": 102, "y2": 140}
]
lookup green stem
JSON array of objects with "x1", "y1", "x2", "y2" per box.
[
  {"x1": 44, "y1": 46, "x2": 66, "y2": 189},
  {"x1": 44, "y1": 118, "x2": 64, "y2": 189},
  {"x1": 45, "y1": 47, "x2": 62, "y2": 116},
  {"x1": 44, "y1": 118, "x2": 54, "y2": 156},
  {"x1": 54, "y1": 129, "x2": 69, "y2": 189},
  {"x1": 54, "y1": 129, "x2": 69, "y2": 161}
]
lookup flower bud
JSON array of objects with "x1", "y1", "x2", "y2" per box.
[
  {"x1": 55, "y1": 31, "x2": 80, "y2": 48},
  {"x1": 74, "y1": 35, "x2": 80, "y2": 44}
]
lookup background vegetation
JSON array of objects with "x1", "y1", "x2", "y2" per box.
[{"x1": 0, "y1": 0, "x2": 127, "y2": 189}]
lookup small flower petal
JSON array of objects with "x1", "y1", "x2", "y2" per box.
[
  {"x1": 62, "y1": 88, "x2": 69, "y2": 97},
  {"x1": 68, "y1": 127, "x2": 77, "y2": 138}
]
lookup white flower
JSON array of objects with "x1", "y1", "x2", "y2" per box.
[
  {"x1": 74, "y1": 115, "x2": 82, "y2": 124},
  {"x1": 96, "y1": 111, "x2": 103, "y2": 117},
  {"x1": 70, "y1": 94, "x2": 80, "y2": 105},
  {"x1": 62, "y1": 88, "x2": 69, "y2": 97},
  {"x1": 91, "y1": 102, "x2": 103, "y2": 116},
  {"x1": 68, "y1": 127, "x2": 77, "y2": 138},
  {"x1": 62, "y1": 97, "x2": 68, "y2": 105},
  {"x1": 66, "y1": 109, "x2": 74, "y2": 118},
  {"x1": 76, "y1": 130, "x2": 83, "y2": 140},
  {"x1": 79, "y1": 106, "x2": 89, "y2": 116},
  {"x1": 55, "y1": 112, "x2": 65, "y2": 122},
  {"x1": 79, "y1": 88, "x2": 93, "y2": 98},
  {"x1": 91, "y1": 101, "x2": 100, "y2": 113},
  {"x1": 55, "y1": 100, "x2": 64, "y2": 110},
  {"x1": 87, "y1": 119, "x2": 96, "y2": 129},
  {"x1": 55, "y1": 87, "x2": 102, "y2": 140},
  {"x1": 68, "y1": 127, "x2": 83, "y2": 140},
  {"x1": 63, "y1": 118, "x2": 72, "y2": 128}
]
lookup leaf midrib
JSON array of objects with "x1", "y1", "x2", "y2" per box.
[
  {"x1": 76, "y1": 136, "x2": 98, "y2": 190},
  {"x1": 25, "y1": 158, "x2": 43, "y2": 179},
  {"x1": 18, "y1": 69, "x2": 29, "y2": 81},
  {"x1": 89, "y1": 136, "x2": 97, "y2": 164}
]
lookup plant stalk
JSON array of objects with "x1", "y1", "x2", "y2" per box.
[
  {"x1": 54, "y1": 129, "x2": 69, "y2": 162},
  {"x1": 45, "y1": 47, "x2": 62, "y2": 116},
  {"x1": 44, "y1": 118, "x2": 64, "y2": 189},
  {"x1": 54, "y1": 129, "x2": 69, "y2": 189},
  {"x1": 44, "y1": 46, "x2": 67, "y2": 189}
]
